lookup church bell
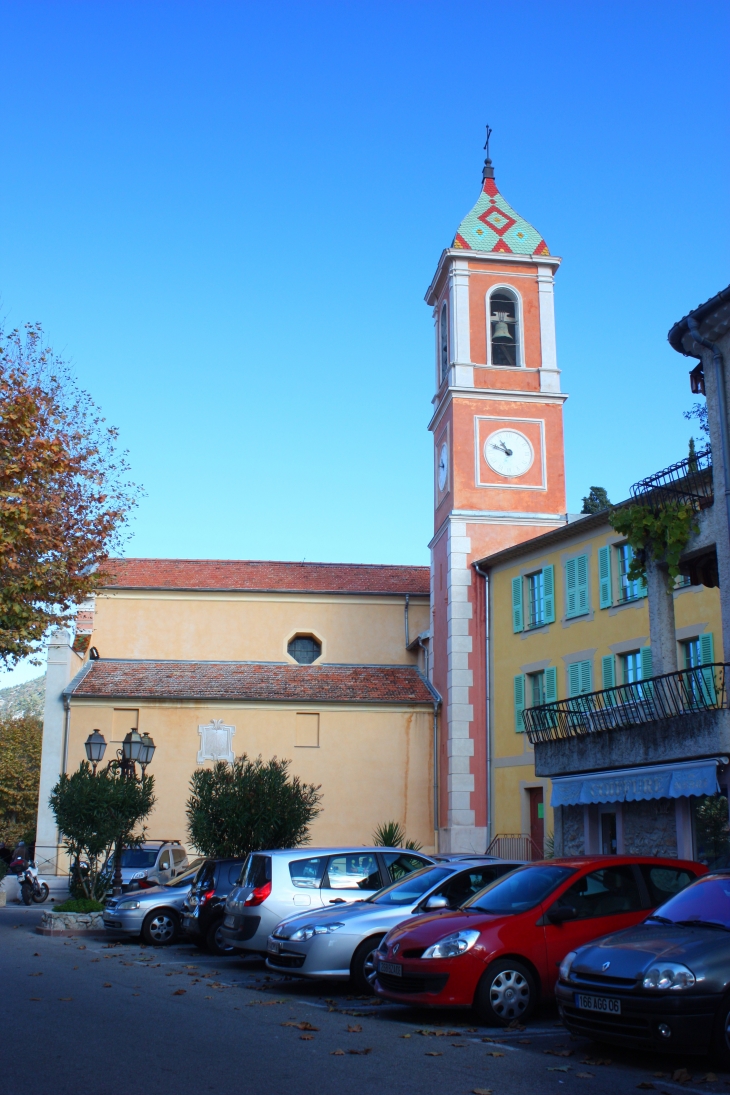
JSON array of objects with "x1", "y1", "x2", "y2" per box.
[{"x1": 491, "y1": 313, "x2": 512, "y2": 341}]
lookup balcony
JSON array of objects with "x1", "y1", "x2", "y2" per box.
[
  {"x1": 630, "y1": 447, "x2": 713, "y2": 510},
  {"x1": 525, "y1": 665, "x2": 730, "y2": 780},
  {"x1": 524, "y1": 665, "x2": 727, "y2": 743}
]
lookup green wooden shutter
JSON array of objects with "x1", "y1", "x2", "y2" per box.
[
  {"x1": 542, "y1": 565, "x2": 555, "y2": 624},
  {"x1": 512, "y1": 576, "x2": 524, "y2": 633},
  {"x1": 576, "y1": 554, "x2": 589, "y2": 615},
  {"x1": 640, "y1": 646, "x2": 653, "y2": 680},
  {"x1": 700, "y1": 633, "x2": 717, "y2": 704},
  {"x1": 565, "y1": 558, "x2": 577, "y2": 618},
  {"x1": 602, "y1": 654, "x2": 615, "y2": 689},
  {"x1": 568, "y1": 662, "x2": 581, "y2": 697},
  {"x1": 514, "y1": 674, "x2": 526, "y2": 732},
  {"x1": 598, "y1": 545, "x2": 612, "y2": 609},
  {"x1": 545, "y1": 666, "x2": 558, "y2": 703},
  {"x1": 579, "y1": 659, "x2": 592, "y2": 694}
]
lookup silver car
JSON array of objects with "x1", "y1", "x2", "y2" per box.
[
  {"x1": 107, "y1": 840, "x2": 189, "y2": 891},
  {"x1": 103, "y1": 858, "x2": 204, "y2": 945},
  {"x1": 265, "y1": 858, "x2": 522, "y2": 992},
  {"x1": 220, "y1": 846, "x2": 434, "y2": 958}
]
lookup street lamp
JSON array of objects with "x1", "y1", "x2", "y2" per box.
[
  {"x1": 84, "y1": 730, "x2": 107, "y2": 775},
  {"x1": 139, "y1": 733, "x2": 156, "y2": 771},
  {"x1": 122, "y1": 728, "x2": 144, "y2": 766}
]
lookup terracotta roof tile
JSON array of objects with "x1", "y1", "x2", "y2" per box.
[
  {"x1": 68, "y1": 660, "x2": 436, "y2": 706},
  {"x1": 99, "y1": 558, "x2": 430, "y2": 596}
]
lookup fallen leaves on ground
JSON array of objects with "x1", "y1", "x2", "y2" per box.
[
  {"x1": 103, "y1": 982, "x2": 112, "y2": 988},
  {"x1": 582, "y1": 1057, "x2": 612, "y2": 1066},
  {"x1": 59, "y1": 997, "x2": 73, "y2": 1002},
  {"x1": 347, "y1": 1048, "x2": 372, "y2": 1055},
  {"x1": 300, "y1": 1035, "x2": 314, "y2": 1041},
  {"x1": 548, "y1": 1066, "x2": 571, "y2": 1073},
  {"x1": 172, "y1": 989, "x2": 186, "y2": 996},
  {"x1": 282, "y1": 1022, "x2": 319, "y2": 1031},
  {"x1": 485, "y1": 1051, "x2": 504, "y2": 1058},
  {"x1": 331, "y1": 1050, "x2": 345, "y2": 1056},
  {"x1": 425, "y1": 1051, "x2": 442, "y2": 1057},
  {"x1": 346, "y1": 1024, "x2": 362, "y2": 1033},
  {"x1": 576, "y1": 1073, "x2": 594, "y2": 1079},
  {"x1": 698, "y1": 1074, "x2": 718, "y2": 1084},
  {"x1": 33, "y1": 952, "x2": 40, "y2": 957},
  {"x1": 545, "y1": 1049, "x2": 574, "y2": 1057},
  {"x1": 400, "y1": 1034, "x2": 411, "y2": 1039},
  {"x1": 29, "y1": 997, "x2": 41, "y2": 1001},
  {"x1": 245, "y1": 999, "x2": 286, "y2": 1007},
  {"x1": 672, "y1": 1070, "x2": 693, "y2": 1084},
  {"x1": 473, "y1": 1089, "x2": 493, "y2": 1094},
  {"x1": 506, "y1": 1020, "x2": 526, "y2": 1031},
  {"x1": 28, "y1": 972, "x2": 42, "y2": 977},
  {"x1": 518, "y1": 1039, "x2": 531, "y2": 1044}
]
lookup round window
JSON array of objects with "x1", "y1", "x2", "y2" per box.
[{"x1": 288, "y1": 635, "x2": 322, "y2": 664}]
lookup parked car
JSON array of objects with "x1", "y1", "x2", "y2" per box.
[
  {"x1": 181, "y1": 857, "x2": 247, "y2": 956},
  {"x1": 103, "y1": 857, "x2": 204, "y2": 944},
  {"x1": 374, "y1": 856, "x2": 706, "y2": 1024},
  {"x1": 267, "y1": 858, "x2": 522, "y2": 992},
  {"x1": 107, "y1": 840, "x2": 189, "y2": 891},
  {"x1": 220, "y1": 846, "x2": 434, "y2": 958},
  {"x1": 557, "y1": 869, "x2": 730, "y2": 1063}
]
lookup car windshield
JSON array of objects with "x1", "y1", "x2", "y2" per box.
[
  {"x1": 464, "y1": 864, "x2": 575, "y2": 915},
  {"x1": 370, "y1": 866, "x2": 453, "y2": 906},
  {"x1": 119, "y1": 849, "x2": 159, "y2": 869},
  {"x1": 163, "y1": 858, "x2": 204, "y2": 888},
  {"x1": 647, "y1": 875, "x2": 730, "y2": 930}
]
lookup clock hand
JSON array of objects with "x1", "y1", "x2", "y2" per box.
[{"x1": 492, "y1": 441, "x2": 513, "y2": 456}]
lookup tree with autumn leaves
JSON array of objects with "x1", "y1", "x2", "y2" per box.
[{"x1": 0, "y1": 322, "x2": 141, "y2": 665}]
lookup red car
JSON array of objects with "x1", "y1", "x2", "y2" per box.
[{"x1": 374, "y1": 856, "x2": 706, "y2": 1024}]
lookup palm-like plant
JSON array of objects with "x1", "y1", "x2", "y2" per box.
[{"x1": 372, "y1": 820, "x2": 423, "y2": 852}]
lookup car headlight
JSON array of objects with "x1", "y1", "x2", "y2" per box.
[
  {"x1": 289, "y1": 922, "x2": 345, "y2": 942},
  {"x1": 559, "y1": 950, "x2": 577, "y2": 981},
  {"x1": 117, "y1": 899, "x2": 141, "y2": 910},
  {"x1": 643, "y1": 963, "x2": 695, "y2": 991},
  {"x1": 422, "y1": 930, "x2": 480, "y2": 959}
]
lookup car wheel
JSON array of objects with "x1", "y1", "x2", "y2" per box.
[
  {"x1": 142, "y1": 909, "x2": 179, "y2": 946},
  {"x1": 350, "y1": 935, "x2": 385, "y2": 995},
  {"x1": 206, "y1": 918, "x2": 236, "y2": 957},
  {"x1": 712, "y1": 995, "x2": 730, "y2": 1069},
  {"x1": 474, "y1": 958, "x2": 537, "y2": 1025}
]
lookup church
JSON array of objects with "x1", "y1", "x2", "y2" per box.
[{"x1": 39, "y1": 140, "x2": 692, "y2": 870}]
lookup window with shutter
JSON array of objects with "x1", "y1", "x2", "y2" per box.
[
  {"x1": 640, "y1": 646, "x2": 653, "y2": 680},
  {"x1": 602, "y1": 654, "x2": 615, "y2": 689},
  {"x1": 512, "y1": 576, "x2": 524, "y2": 633},
  {"x1": 598, "y1": 545, "x2": 612, "y2": 609},
  {"x1": 545, "y1": 666, "x2": 558, "y2": 703},
  {"x1": 543, "y1": 565, "x2": 555, "y2": 624},
  {"x1": 700, "y1": 633, "x2": 717, "y2": 704},
  {"x1": 568, "y1": 659, "x2": 592, "y2": 697},
  {"x1": 514, "y1": 674, "x2": 526, "y2": 732},
  {"x1": 565, "y1": 555, "x2": 589, "y2": 619}
]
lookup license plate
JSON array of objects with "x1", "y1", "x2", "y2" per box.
[
  {"x1": 379, "y1": 960, "x2": 402, "y2": 976},
  {"x1": 574, "y1": 992, "x2": 621, "y2": 1014},
  {"x1": 268, "y1": 940, "x2": 282, "y2": 954}
]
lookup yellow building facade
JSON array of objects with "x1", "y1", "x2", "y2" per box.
[
  {"x1": 477, "y1": 512, "x2": 722, "y2": 854},
  {"x1": 35, "y1": 560, "x2": 436, "y2": 872}
]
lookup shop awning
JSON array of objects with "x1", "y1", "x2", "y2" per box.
[{"x1": 550, "y1": 758, "x2": 727, "y2": 808}]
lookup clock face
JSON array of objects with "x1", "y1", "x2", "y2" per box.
[
  {"x1": 484, "y1": 429, "x2": 534, "y2": 478},
  {"x1": 437, "y1": 443, "x2": 449, "y2": 492}
]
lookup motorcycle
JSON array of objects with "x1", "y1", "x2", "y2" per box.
[{"x1": 19, "y1": 862, "x2": 50, "y2": 905}]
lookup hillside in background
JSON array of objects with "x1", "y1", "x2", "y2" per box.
[{"x1": 0, "y1": 676, "x2": 45, "y2": 719}]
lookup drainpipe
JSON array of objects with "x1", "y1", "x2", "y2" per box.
[
  {"x1": 473, "y1": 562, "x2": 492, "y2": 852},
  {"x1": 432, "y1": 700, "x2": 440, "y2": 851},
  {"x1": 688, "y1": 316, "x2": 730, "y2": 536},
  {"x1": 404, "y1": 594, "x2": 410, "y2": 649},
  {"x1": 62, "y1": 693, "x2": 71, "y2": 774}
]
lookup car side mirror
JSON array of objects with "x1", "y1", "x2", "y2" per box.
[
  {"x1": 548, "y1": 904, "x2": 578, "y2": 924},
  {"x1": 423, "y1": 894, "x2": 450, "y2": 910}
]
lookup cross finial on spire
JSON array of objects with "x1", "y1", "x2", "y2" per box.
[{"x1": 482, "y1": 124, "x2": 495, "y2": 182}]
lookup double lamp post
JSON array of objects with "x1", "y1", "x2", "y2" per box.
[{"x1": 83, "y1": 727, "x2": 157, "y2": 896}]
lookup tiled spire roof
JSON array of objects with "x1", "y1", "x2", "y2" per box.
[{"x1": 453, "y1": 162, "x2": 549, "y2": 257}]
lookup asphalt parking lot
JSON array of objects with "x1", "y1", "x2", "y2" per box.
[{"x1": 0, "y1": 904, "x2": 726, "y2": 1095}]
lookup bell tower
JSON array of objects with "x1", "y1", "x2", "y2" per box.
[{"x1": 427, "y1": 136, "x2": 568, "y2": 853}]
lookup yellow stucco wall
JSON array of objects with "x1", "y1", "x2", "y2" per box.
[
  {"x1": 489, "y1": 519, "x2": 723, "y2": 843},
  {"x1": 90, "y1": 591, "x2": 430, "y2": 666},
  {"x1": 66, "y1": 700, "x2": 436, "y2": 855}
]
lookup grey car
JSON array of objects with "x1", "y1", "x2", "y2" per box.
[
  {"x1": 266, "y1": 858, "x2": 522, "y2": 992},
  {"x1": 107, "y1": 840, "x2": 189, "y2": 891},
  {"x1": 103, "y1": 857, "x2": 204, "y2": 944},
  {"x1": 221, "y1": 846, "x2": 434, "y2": 958}
]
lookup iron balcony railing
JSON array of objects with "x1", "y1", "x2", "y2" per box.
[
  {"x1": 630, "y1": 447, "x2": 713, "y2": 511},
  {"x1": 523, "y1": 663, "x2": 728, "y2": 744}
]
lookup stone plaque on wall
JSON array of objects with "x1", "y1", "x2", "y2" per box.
[{"x1": 197, "y1": 719, "x2": 236, "y2": 764}]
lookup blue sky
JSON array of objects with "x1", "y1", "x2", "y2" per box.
[{"x1": 0, "y1": 1, "x2": 728, "y2": 685}]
